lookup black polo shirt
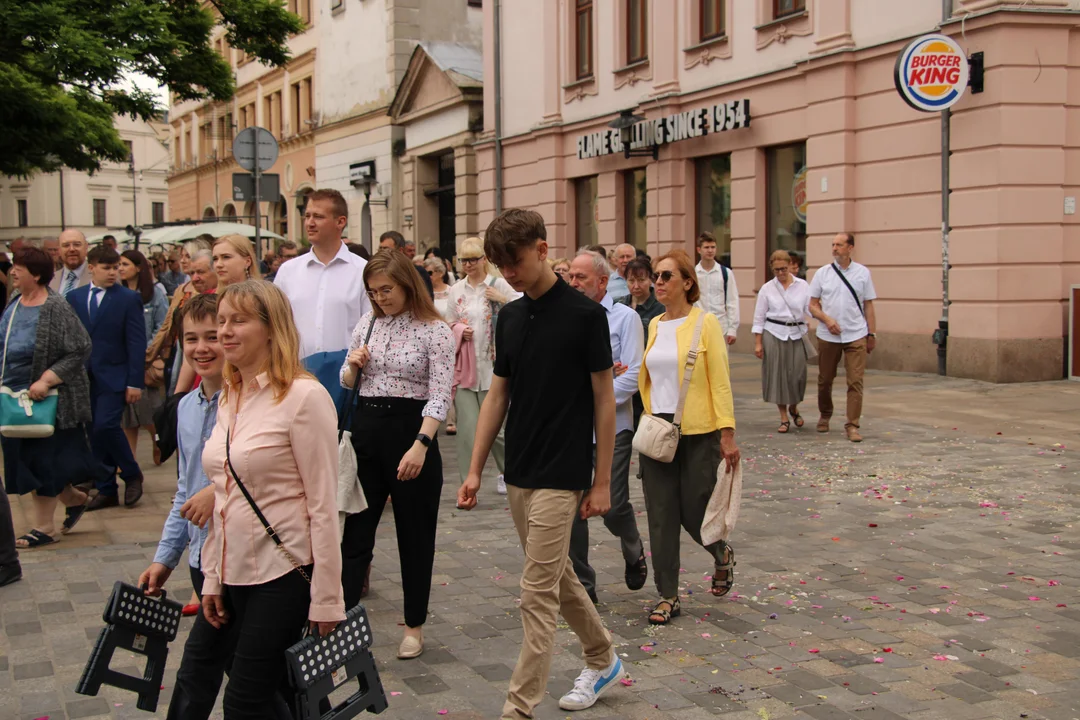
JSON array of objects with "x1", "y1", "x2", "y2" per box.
[{"x1": 493, "y1": 277, "x2": 613, "y2": 491}]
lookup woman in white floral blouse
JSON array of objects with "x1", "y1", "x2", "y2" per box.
[
  {"x1": 443, "y1": 236, "x2": 521, "y2": 494},
  {"x1": 339, "y1": 249, "x2": 455, "y2": 660}
]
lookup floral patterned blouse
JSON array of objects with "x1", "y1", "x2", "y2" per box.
[{"x1": 338, "y1": 310, "x2": 455, "y2": 421}]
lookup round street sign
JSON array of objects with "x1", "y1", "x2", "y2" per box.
[
  {"x1": 894, "y1": 33, "x2": 970, "y2": 113},
  {"x1": 233, "y1": 127, "x2": 279, "y2": 173}
]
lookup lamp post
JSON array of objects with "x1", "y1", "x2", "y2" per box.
[{"x1": 608, "y1": 109, "x2": 658, "y2": 161}]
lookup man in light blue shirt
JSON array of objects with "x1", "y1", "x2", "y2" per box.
[{"x1": 567, "y1": 250, "x2": 647, "y2": 602}]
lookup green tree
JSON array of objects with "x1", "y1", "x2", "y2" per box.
[{"x1": 0, "y1": 0, "x2": 304, "y2": 177}]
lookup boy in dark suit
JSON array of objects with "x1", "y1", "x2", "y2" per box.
[{"x1": 67, "y1": 246, "x2": 147, "y2": 509}]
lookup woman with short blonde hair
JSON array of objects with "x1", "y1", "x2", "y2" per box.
[
  {"x1": 752, "y1": 249, "x2": 811, "y2": 432},
  {"x1": 212, "y1": 234, "x2": 262, "y2": 287},
  {"x1": 550, "y1": 257, "x2": 571, "y2": 282},
  {"x1": 200, "y1": 279, "x2": 344, "y2": 719}
]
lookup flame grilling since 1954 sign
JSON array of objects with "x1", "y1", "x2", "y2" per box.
[
  {"x1": 577, "y1": 99, "x2": 751, "y2": 160},
  {"x1": 894, "y1": 33, "x2": 970, "y2": 112}
]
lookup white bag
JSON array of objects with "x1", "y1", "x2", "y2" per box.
[
  {"x1": 337, "y1": 429, "x2": 367, "y2": 540},
  {"x1": 700, "y1": 462, "x2": 742, "y2": 546}
]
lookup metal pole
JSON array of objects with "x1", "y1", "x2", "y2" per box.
[
  {"x1": 493, "y1": 0, "x2": 504, "y2": 215},
  {"x1": 254, "y1": 164, "x2": 263, "y2": 263},
  {"x1": 937, "y1": 0, "x2": 952, "y2": 376},
  {"x1": 130, "y1": 153, "x2": 139, "y2": 251},
  {"x1": 58, "y1": 169, "x2": 66, "y2": 230}
]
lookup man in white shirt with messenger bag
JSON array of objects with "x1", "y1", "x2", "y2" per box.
[{"x1": 809, "y1": 232, "x2": 877, "y2": 443}]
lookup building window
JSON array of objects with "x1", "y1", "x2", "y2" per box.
[
  {"x1": 292, "y1": 82, "x2": 301, "y2": 135},
  {"x1": 766, "y1": 143, "x2": 807, "y2": 280},
  {"x1": 774, "y1": 0, "x2": 805, "y2": 19},
  {"x1": 624, "y1": 169, "x2": 647, "y2": 251},
  {"x1": 468, "y1": 0, "x2": 482, "y2": 6},
  {"x1": 575, "y1": 175, "x2": 599, "y2": 249},
  {"x1": 93, "y1": 199, "x2": 107, "y2": 227},
  {"x1": 152, "y1": 202, "x2": 165, "y2": 226},
  {"x1": 124, "y1": 140, "x2": 134, "y2": 162},
  {"x1": 695, "y1": 155, "x2": 732, "y2": 267},
  {"x1": 701, "y1": 0, "x2": 724, "y2": 41},
  {"x1": 627, "y1": 0, "x2": 647, "y2": 64},
  {"x1": 16, "y1": 199, "x2": 28, "y2": 228},
  {"x1": 575, "y1": 0, "x2": 594, "y2": 80}
]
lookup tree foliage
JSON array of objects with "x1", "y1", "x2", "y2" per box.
[{"x1": 0, "y1": 0, "x2": 304, "y2": 177}]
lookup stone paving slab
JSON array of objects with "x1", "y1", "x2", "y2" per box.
[{"x1": 2, "y1": 361, "x2": 1079, "y2": 719}]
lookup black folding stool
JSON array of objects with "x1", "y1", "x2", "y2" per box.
[
  {"x1": 77, "y1": 582, "x2": 183, "y2": 712},
  {"x1": 286, "y1": 604, "x2": 388, "y2": 719}
]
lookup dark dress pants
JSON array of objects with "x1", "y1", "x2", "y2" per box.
[{"x1": 89, "y1": 382, "x2": 141, "y2": 496}]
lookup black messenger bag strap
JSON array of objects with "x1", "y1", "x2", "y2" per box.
[{"x1": 831, "y1": 263, "x2": 865, "y2": 318}]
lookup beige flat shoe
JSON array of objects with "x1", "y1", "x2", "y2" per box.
[{"x1": 397, "y1": 633, "x2": 423, "y2": 659}]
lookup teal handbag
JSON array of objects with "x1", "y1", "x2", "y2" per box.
[{"x1": 0, "y1": 299, "x2": 58, "y2": 439}]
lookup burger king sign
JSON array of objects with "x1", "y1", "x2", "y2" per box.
[{"x1": 894, "y1": 33, "x2": 970, "y2": 112}]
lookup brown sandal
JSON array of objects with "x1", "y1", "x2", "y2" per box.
[
  {"x1": 648, "y1": 597, "x2": 681, "y2": 625},
  {"x1": 778, "y1": 421, "x2": 790, "y2": 434},
  {"x1": 711, "y1": 545, "x2": 736, "y2": 597}
]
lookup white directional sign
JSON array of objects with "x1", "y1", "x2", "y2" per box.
[{"x1": 233, "y1": 127, "x2": 279, "y2": 173}]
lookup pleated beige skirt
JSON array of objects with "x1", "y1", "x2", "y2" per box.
[{"x1": 761, "y1": 330, "x2": 807, "y2": 406}]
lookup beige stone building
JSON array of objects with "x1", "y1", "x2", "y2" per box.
[
  {"x1": 167, "y1": 0, "x2": 482, "y2": 253},
  {"x1": 0, "y1": 115, "x2": 170, "y2": 243}
]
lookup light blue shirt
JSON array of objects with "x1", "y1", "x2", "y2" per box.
[
  {"x1": 608, "y1": 271, "x2": 630, "y2": 302},
  {"x1": 152, "y1": 386, "x2": 220, "y2": 570},
  {"x1": 601, "y1": 293, "x2": 644, "y2": 436}
]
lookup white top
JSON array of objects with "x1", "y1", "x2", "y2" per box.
[
  {"x1": 433, "y1": 288, "x2": 453, "y2": 324},
  {"x1": 809, "y1": 261, "x2": 877, "y2": 344},
  {"x1": 645, "y1": 316, "x2": 687, "y2": 414},
  {"x1": 601, "y1": 293, "x2": 644, "y2": 436},
  {"x1": 273, "y1": 242, "x2": 371, "y2": 359},
  {"x1": 695, "y1": 262, "x2": 739, "y2": 338},
  {"x1": 444, "y1": 274, "x2": 521, "y2": 391},
  {"x1": 752, "y1": 277, "x2": 811, "y2": 341}
]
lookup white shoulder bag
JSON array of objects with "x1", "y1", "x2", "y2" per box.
[{"x1": 632, "y1": 312, "x2": 705, "y2": 463}]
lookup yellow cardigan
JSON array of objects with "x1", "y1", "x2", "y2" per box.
[{"x1": 638, "y1": 307, "x2": 736, "y2": 435}]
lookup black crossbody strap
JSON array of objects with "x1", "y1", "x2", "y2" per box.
[
  {"x1": 338, "y1": 317, "x2": 377, "y2": 441},
  {"x1": 225, "y1": 427, "x2": 311, "y2": 585},
  {"x1": 831, "y1": 263, "x2": 865, "y2": 317}
]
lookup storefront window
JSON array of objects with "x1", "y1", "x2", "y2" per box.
[
  {"x1": 766, "y1": 142, "x2": 807, "y2": 280},
  {"x1": 575, "y1": 175, "x2": 599, "y2": 248},
  {"x1": 624, "y1": 169, "x2": 647, "y2": 251},
  {"x1": 695, "y1": 154, "x2": 732, "y2": 267}
]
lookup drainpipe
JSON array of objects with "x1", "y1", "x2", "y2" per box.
[
  {"x1": 493, "y1": 0, "x2": 504, "y2": 215},
  {"x1": 934, "y1": 0, "x2": 952, "y2": 376}
]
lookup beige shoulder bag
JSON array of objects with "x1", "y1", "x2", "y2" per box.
[{"x1": 632, "y1": 312, "x2": 705, "y2": 463}]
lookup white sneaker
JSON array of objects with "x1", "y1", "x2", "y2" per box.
[
  {"x1": 496, "y1": 474, "x2": 507, "y2": 495},
  {"x1": 558, "y1": 655, "x2": 623, "y2": 711}
]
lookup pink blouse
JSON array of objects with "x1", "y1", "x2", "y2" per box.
[
  {"x1": 338, "y1": 310, "x2": 455, "y2": 421},
  {"x1": 201, "y1": 373, "x2": 345, "y2": 623}
]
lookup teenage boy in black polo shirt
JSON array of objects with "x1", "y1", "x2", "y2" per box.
[{"x1": 457, "y1": 209, "x2": 625, "y2": 717}]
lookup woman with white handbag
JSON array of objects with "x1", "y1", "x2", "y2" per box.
[
  {"x1": 635, "y1": 250, "x2": 740, "y2": 625},
  {"x1": 752, "y1": 250, "x2": 813, "y2": 433}
]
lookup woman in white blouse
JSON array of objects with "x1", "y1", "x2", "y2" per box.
[
  {"x1": 443, "y1": 236, "x2": 521, "y2": 494},
  {"x1": 752, "y1": 250, "x2": 811, "y2": 433},
  {"x1": 340, "y1": 249, "x2": 455, "y2": 660}
]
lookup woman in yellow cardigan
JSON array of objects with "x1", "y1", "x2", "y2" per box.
[{"x1": 638, "y1": 250, "x2": 741, "y2": 625}]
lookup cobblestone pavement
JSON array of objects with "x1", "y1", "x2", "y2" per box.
[{"x1": 2, "y1": 357, "x2": 1079, "y2": 720}]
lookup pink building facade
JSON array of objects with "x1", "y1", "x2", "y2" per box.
[{"x1": 474, "y1": 0, "x2": 1080, "y2": 383}]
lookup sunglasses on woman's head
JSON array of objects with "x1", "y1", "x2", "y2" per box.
[{"x1": 652, "y1": 270, "x2": 676, "y2": 283}]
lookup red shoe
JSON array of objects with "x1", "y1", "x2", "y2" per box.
[{"x1": 182, "y1": 603, "x2": 200, "y2": 617}]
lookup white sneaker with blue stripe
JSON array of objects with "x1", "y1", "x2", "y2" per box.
[{"x1": 558, "y1": 655, "x2": 624, "y2": 711}]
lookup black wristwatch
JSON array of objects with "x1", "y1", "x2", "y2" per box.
[{"x1": 416, "y1": 433, "x2": 432, "y2": 447}]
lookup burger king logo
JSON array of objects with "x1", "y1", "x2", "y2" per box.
[{"x1": 894, "y1": 34, "x2": 970, "y2": 113}]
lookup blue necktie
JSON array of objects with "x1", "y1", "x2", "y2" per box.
[
  {"x1": 62, "y1": 270, "x2": 77, "y2": 296},
  {"x1": 89, "y1": 287, "x2": 103, "y2": 324}
]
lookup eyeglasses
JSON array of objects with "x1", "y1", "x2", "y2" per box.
[
  {"x1": 427, "y1": 270, "x2": 438, "y2": 276},
  {"x1": 652, "y1": 270, "x2": 676, "y2": 283},
  {"x1": 772, "y1": 267, "x2": 790, "y2": 274},
  {"x1": 366, "y1": 286, "x2": 396, "y2": 300},
  {"x1": 460, "y1": 257, "x2": 483, "y2": 265}
]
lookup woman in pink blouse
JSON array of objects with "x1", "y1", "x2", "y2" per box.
[
  {"x1": 200, "y1": 280, "x2": 344, "y2": 719},
  {"x1": 340, "y1": 249, "x2": 455, "y2": 660}
]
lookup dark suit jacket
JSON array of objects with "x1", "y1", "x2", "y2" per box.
[{"x1": 67, "y1": 283, "x2": 147, "y2": 393}]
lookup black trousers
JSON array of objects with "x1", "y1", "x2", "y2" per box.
[
  {"x1": 341, "y1": 397, "x2": 442, "y2": 627},
  {"x1": 166, "y1": 567, "x2": 293, "y2": 720},
  {"x1": 220, "y1": 568, "x2": 311, "y2": 720},
  {"x1": 0, "y1": 482, "x2": 18, "y2": 568}
]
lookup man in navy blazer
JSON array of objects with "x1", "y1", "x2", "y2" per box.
[{"x1": 67, "y1": 246, "x2": 147, "y2": 509}]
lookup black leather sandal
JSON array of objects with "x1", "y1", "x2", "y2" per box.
[
  {"x1": 778, "y1": 421, "x2": 791, "y2": 434},
  {"x1": 711, "y1": 545, "x2": 736, "y2": 597}
]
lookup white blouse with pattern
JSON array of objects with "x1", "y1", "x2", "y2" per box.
[{"x1": 338, "y1": 310, "x2": 455, "y2": 421}]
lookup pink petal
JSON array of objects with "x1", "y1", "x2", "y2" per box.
[
  {"x1": 873, "y1": 657, "x2": 885, "y2": 663},
  {"x1": 1028, "y1": 596, "x2": 1042, "y2": 601},
  {"x1": 933, "y1": 655, "x2": 948, "y2": 661},
  {"x1": 808, "y1": 648, "x2": 820, "y2": 653},
  {"x1": 620, "y1": 678, "x2": 635, "y2": 686},
  {"x1": 438, "y1": 711, "x2": 448, "y2": 716}
]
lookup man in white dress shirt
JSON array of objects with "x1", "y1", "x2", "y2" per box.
[
  {"x1": 809, "y1": 233, "x2": 877, "y2": 443},
  {"x1": 49, "y1": 229, "x2": 91, "y2": 296},
  {"x1": 694, "y1": 232, "x2": 739, "y2": 344},
  {"x1": 567, "y1": 250, "x2": 647, "y2": 603},
  {"x1": 274, "y1": 188, "x2": 370, "y2": 411}
]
